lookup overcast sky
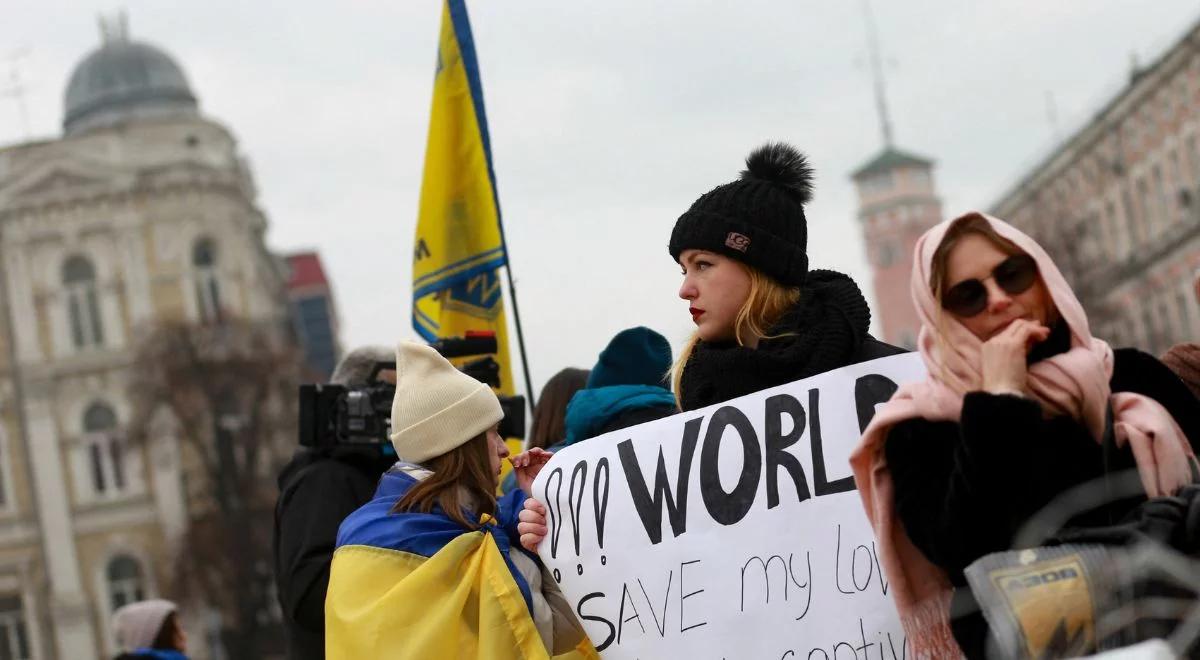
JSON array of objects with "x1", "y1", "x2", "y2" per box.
[{"x1": 2, "y1": 2, "x2": 1197, "y2": 398}]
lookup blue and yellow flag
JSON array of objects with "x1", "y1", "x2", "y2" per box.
[
  {"x1": 412, "y1": 0, "x2": 515, "y2": 401},
  {"x1": 326, "y1": 471, "x2": 598, "y2": 659}
]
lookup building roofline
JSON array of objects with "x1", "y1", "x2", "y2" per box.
[
  {"x1": 851, "y1": 146, "x2": 935, "y2": 180},
  {"x1": 988, "y1": 15, "x2": 1200, "y2": 214}
]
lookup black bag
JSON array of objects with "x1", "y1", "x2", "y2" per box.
[{"x1": 963, "y1": 406, "x2": 1200, "y2": 658}]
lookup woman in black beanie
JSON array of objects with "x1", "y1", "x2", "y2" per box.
[
  {"x1": 669, "y1": 142, "x2": 903, "y2": 411},
  {"x1": 518, "y1": 143, "x2": 907, "y2": 554}
]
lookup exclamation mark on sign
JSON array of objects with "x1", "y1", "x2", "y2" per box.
[
  {"x1": 543, "y1": 467, "x2": 564, "y2": 583},
  {"x1": 593, "y1": 457, "x2": 610, "y2": 567},
  {"x1": 568, "y1": 460, "x2": 588, "y2": 576}
]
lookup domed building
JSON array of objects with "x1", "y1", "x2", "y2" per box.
[
  {"x1": 63, "y1": 32, "x2": 199, "y2": 136},
  {"x1": 0, "y1": 19, "x2": 295, "y2": 660}
]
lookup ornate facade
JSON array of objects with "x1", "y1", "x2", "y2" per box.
[
  {"x1": 0, "y1": 22, "x2": 288, "y2": 660},
  {"x1": 990, "y1": 19, "x2": 1200, "y2": 354}
]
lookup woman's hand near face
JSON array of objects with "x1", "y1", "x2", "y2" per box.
[
  {"x1": 518, "y1": 498, "x2": 548, "y2": 552},
  {"x1": 509, "y1": 448, "x2": 553, "y2": 496},
  {"x1": 979, "y1": 319, "x2": 1050, "y2": 396}
]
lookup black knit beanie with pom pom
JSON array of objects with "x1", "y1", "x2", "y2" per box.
[{"x1": 669, "y1": 142, "x2": 814, "y2": 286}]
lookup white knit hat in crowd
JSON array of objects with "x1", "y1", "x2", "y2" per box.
[
  {"x1": 389, "y1": 341, "x2": 503, "y2": 463},
  {"x1": 112, "y1": 599, "x2": 176, "y2": 651}
]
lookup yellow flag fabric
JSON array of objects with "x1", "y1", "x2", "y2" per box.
[
  {"x1": 413, "y1": 0, "x2": 515, "y2": 400},
  {"x1": 327, "y1": 536, "x2": 545, "y2": 660},
  {"x1": 327, "y1": 539, "x2": 598, "y2": 660},
  {"x1": 325, "y1": 471, "x2": 599, "y2": 659}
]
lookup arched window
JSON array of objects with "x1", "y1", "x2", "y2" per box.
[
  {"x1": 193, "y1": 239, "x2": 222, "y2": 323},
  {"x1": 106, "y1": 555, "x2": 145, "y2": 611},
  {"x1": 83, "y1": 403, "x2": 125, "y2": 496},
  {"x1": 63, "y1": 256, "x2": 104, "y2": 349}
]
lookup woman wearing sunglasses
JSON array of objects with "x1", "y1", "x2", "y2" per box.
[{"x1": 850, "y1": 212, "x2": 1200, "y2": 658}]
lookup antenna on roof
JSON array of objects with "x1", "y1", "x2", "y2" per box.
[
  {"x1": 861, "y1": 0, "x2": 895, "y2": 148},
  {"x1": 0, "y1": 48, "x2": 33, "y2": 140},
  {"x1": 1128, "y1": 51, "x2": 1142, "y2": 83},
  {"x1": 1045, "y1": 91, "x2": 1061, "y2": 142},
  {"x1": 98, "y1": 10, "x2": 130, "y2": 44}
]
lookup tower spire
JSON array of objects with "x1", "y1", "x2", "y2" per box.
[{"x1": 861, "y1": 0, "x2": 894, "y2": 147}]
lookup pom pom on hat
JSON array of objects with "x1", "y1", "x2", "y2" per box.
[
  {"x1": 740, "y1": 142, "x2": 814, "y2": 203},
  {"x1": 669, "y1": 140, "x2": 814, "y2": 285}
]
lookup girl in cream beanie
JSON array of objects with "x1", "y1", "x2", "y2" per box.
[
  {"x1": 326, "y1": 342, "x2": 584, "y2": 658},
  {"x1": 388, "y1": 340, "x2": 504, "y2": 464}
]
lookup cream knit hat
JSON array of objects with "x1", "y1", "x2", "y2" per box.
[{"x1": 390, "y1": 341, "x2": 503, "y2": 463}]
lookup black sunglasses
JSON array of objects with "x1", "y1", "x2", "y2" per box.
[{"x1": 941, "y1": 254, "x2": 1039, "y2": 318}]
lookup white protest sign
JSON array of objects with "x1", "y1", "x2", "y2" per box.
[{"x1": 531, "y1": 353, "x2": 927, "y2": 660}]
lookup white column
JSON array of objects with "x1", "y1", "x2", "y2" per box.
[
  {"x1": 117, "y1": 228, "x2": 153, "y2": 325},
  {"x1": 97, "y1": 256, "x2": 126, "y2": 351},
  {"x1": 148, "y1": 411, "x2": 187, "y2": 545},
  {"x1": 21, "y1": 392, "x2": 96, "y2": 657},
  {"x1": 3, "y1": 247, "x2": 43, "y2": 365}
]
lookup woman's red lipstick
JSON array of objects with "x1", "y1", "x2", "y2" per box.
[{"x1": 690, "y1": 307, "x2": 704, "y2": 321}]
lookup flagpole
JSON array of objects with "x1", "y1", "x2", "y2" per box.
[
  {"x1": 440, "y1": 0, "x2": 536, "y2": 416},
  {"x1": 446, "y1": 0, "x2": 536, "y2": 416},
  {"x1": 500, "y1": 257, "x2": 537, "y2": 417}
]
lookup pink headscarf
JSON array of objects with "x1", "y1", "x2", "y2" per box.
[{"x1": 849, "y1": 212, "x2": 1197, "y2": 658}]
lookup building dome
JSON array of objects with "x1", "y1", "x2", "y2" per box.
[{"x1": 63, "y1": 26, "x2": 198, "y2": 135}]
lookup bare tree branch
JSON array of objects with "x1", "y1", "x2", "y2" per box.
[{"x1": 126, "y1": 317, "x2": 299, "y2": 657}]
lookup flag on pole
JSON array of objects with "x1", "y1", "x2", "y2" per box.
[{"x1": 412, "y1": 0, "x2": 515, "y2": 399}]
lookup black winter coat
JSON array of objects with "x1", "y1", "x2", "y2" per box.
[
  {"x1": 273, "y1": 447, "x2": 396, "y2": 660},
  {"x1": 679, "y1": 269, "x2": 905, "y2": 411},
  {"x1": 884, "y1": 330, "x2": 1200, "y2": 658}
]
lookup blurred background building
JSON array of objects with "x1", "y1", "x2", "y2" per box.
[
  {"x1": 856, "y1": 15, "x2": 1200, "y2": 355},
  {"x1": 852, "y1": 147, "x2": 943, "y2": 349},
  {"x1": 0, "y1": 15, "x2": 331, "y2": 660},
  {"x1": 285, "y1": 252, "x2": 341, "y2": 381},
  {"x1": 989, "y1": 19, "x2": 1200, "y2": 355},
  {"x1": 850, "y1": 1, "x2": 945, "y2": 350}
]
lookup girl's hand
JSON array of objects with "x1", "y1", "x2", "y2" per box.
[
  {"x1": 980, "y1": 319, "x2": 1050, "y2": 396},
  {"x1": 509, "y1": 448, "x2": 554, "y2": 496},
  {"x1": 517, "y1": 498, "x2": 548, "y2": 552}
]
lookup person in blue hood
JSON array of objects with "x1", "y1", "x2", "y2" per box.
[{"x1": 554, "y1": 326, "x2": 678, "y2": 449}]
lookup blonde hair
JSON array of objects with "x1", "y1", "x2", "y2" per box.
[{"x1": 670, "y1": 263, "x2": 801, "y2": 407}]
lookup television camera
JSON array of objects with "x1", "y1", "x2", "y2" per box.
[{"x1": 298, "y1": 333, "x2": 525, "y2": 449}]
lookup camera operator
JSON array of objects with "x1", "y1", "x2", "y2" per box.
[{"x1": 273, "y1": 347, "x2": 397, "y2": 660}]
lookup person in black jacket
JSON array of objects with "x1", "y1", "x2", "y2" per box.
[
  {"x1": 273, "y1": 347, "x2": 398, "y2": 660},
  {"x1": 850, "y1": 212, "x2": 1200, "y2": 658},
  {"x1": 667, "y1": 141, "x2": 904, "y2": 412}
]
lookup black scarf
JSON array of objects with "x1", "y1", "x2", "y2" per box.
[
  {"x1": 1027, "y1": 318, "x2": 1071, "y2": 365},
  {"x1": 679, "y1": 269, "x2": 873, "y2": 411}
]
